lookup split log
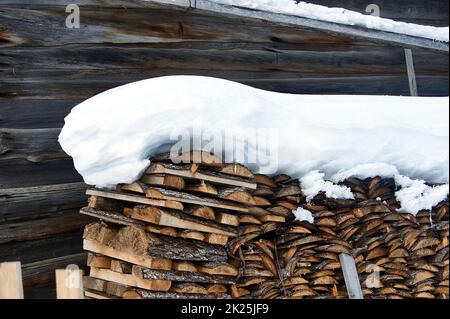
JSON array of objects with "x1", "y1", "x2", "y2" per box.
[
  {"x1": 89, "y1": 267, "x2": 171, "y2": 292},
  {"x1": 135, "y1": 266, "x2": 235, "y2": 285},
  {"x1": 86, "y1": 188, "x2": 183, "y2": 210},
  {"x1": 124, "y1": 206, "x2": 237, "y2": 237},
  {"x1": 140, "y1": 174, "x2": 185, "y2": 190},
  {"x1": 146, "y1": 163, "x2": 256, "y2": 189}
]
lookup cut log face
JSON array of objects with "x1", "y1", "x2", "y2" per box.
[
  {"x1": 141, "y1": 174, "x2": 185, "y2": 190},
  {"x1": 184, "y1": 205, "x2": 216, "y2": 221},
  {"x1": 185, "y1": 182, "x2": 218, "y2": 196},
  {"x1": 87, "y1": 253, "x2": 112, "y2": 269},
  {"x1": 216, "y1": 163, "x2": 254, "y2": 179},
  {"x1": 217, "y1": 188, "x2": 256, "y2": 205},
  {"x1": 89, "y1": 196, "x2": 125, "y2": 212},
  {"x1": 253, "y1": 174, "x2": 277, "y2": 188}
]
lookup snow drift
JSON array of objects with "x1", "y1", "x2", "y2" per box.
[{"x1": 59, "y1": 76, "x2": 449, "y2": 214}]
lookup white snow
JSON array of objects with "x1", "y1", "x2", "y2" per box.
[
  {"x1": 207, "y1": 0, "x2": 449, "y2": 42},
  {"x1": 331, "y1": 163, "x2": 399, "y2": 183},
  {"x1": 59, "y1": 76, "x2": 449, "y2": 199},
  {"x1": 328, "y1": 163, "x2": 449, "y2": 215},
  {"x1": 293, "y1": 207, "x2": 314, "y2": 224},
  {"x1": 300, "y1": 171, "x2": 354, "y2": 202},
  {"x1": 394, "y1": 175, "x2": 449, "y2": 215}
]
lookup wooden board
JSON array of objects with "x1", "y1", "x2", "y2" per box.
[
  {"x1": 89, "y1": 267, "x2": 171, "y2": 292},
  {"x1": 124, "y1": 206, "x2": 237, "y2": 237},
  {"x1": 120, "y1": 183, "x2": 248, "y2": 213},
  {"x1": 55, "y1": 268, "x2": 84, "y2": 299},
  {"x1": 86, "y1": 188, "x2": 184, "y2": 210},
  {"x1": 0, "y1": 262, "x2": 24, "y2": 299},
  {"x1": 135, "y1": 266, "x2": 235, "y2": 285},
  {"x1": 146, "y1": 163, "x2": 257, "y2": 189},
  {"x1": 140, "y1": 174, "x2": 185, "y2": 190}
]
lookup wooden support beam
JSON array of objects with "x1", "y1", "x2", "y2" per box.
[
  {"x1": 404, "y1": 48, "x2": 418, "y2": 96},
  {"x1": 0, "y1": 262, "x2": 24, "y2": 299},
  {"x1": 55, "y1": 267, "x2": 84, "y2": 299},
  {"x1": 339, "y1": 253, "x2": 364, "y2": 299}
]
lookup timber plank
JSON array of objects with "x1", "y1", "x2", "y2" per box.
[
  {"x1": 146, "y1": 163, "x2": 257, "y2": 189},
  {"x1": 124, "y1": 205, "x2": 237, "y2": 237},
  {"x1": 86, "y1": 188, "x2": 184, "y2": 210},
  {"x1": 89, "y1": 267, "x2": 171, "y2": 292}
]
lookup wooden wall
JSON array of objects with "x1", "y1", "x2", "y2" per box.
[{"x1": 0, "y1": 0, "x2": 448, "y2": 297}]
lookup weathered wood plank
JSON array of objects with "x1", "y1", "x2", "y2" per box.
[
  {"x1": 136, "y1": 266, "x2": 235, "y2": 285},
  {"x1": 339, "y1": 253, "x2": 364, "y2": 299},
  {"x1": 2, "y1": 46, "x2": 447, "y2": 75},
  {"x1": 0, "y1": 231, "x2": 83, "y2": 265},
  {"x1": 0, "y1": 211, "x2": 92, "y2": 244},
  {"x1": 21, "y1": 253, "x2": 87, "y2": 289},
  {"x1": 89, "y1": 267, "x2": 171, "y2": 292},
  {"x1": 86, "y1": 188, "x2": 184, "y2": 211},
  {"x1": 151, "y1": 0, "x2": 448, "y2": 52},
  {"x1": 0, "y1": 183, "x2": 87, "y2": 221},
  {"x1": 0, "y1": 5, "x2": 389, "y2": 47},
  {"x1": 0, "y1": 99, "x2": 80, "y2": 129},
  {"x1": 0, "y1": 128, "x2": 67, "y2": 161},
  {"x1": 0, "y1": 159, "x2": 82, "y2": 188},
  {"x1": 1, "y1": 71, "x2": 447, "y2": 98},
  {"x1": 405, "y1": 48, "x2": 418, "y2": 96}
]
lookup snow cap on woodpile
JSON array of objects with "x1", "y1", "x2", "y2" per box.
[{"x1": 59, "y1": 76, "x2": 448, "y2": 196}]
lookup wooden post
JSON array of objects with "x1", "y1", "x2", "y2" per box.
[
  {"x1": 0, "y1": 262, "x2": 24, "y2": 299},
  {"x1": 404, "y1": 48, "x2": 418, "y2": 96},
  {"x1": 339, "y1": 254, "x2": 364, "y2": 299},
  {"x1": 55, "y1": 268, "x2": 84, "y2": 299}
]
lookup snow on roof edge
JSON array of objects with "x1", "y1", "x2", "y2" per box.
[{"x1": 144, "y1": 0, "x2": 449, "y2": 52}]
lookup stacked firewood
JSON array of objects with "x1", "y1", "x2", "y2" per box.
[
  {"x1": 79, "y1": 152, "x2": 449, "y2": 299},
  {"x1": 81, "y1": 151, "x2": 280, "y2": 299},
  {"x1": 301, "y1": 176, "x2": 449, "y2": 299}
]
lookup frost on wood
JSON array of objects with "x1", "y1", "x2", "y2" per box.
[
  {"x1": 58, "y1": 76, "x2": 449, "y2": 190},
  {"x1": 207, "y1": 0, "x2": 449, "y2": 42}
]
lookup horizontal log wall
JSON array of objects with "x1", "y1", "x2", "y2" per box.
[{"x1": 0, "y1": 0, "x2": 448, "y2": 298}]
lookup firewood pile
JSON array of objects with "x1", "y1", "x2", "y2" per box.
[{"x1": 80, "y1": 151, "x2": 449, "y2": 299}]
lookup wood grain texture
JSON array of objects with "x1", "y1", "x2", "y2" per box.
[
  {"x1": 0, "y1": 183, "x2": 87, "y2": 221},
  {"x1": 0, "y1": 211, "x2": 92, "y2": 244},
  {"x1": 0, "y1": 128, "x2": 66, "y2": 161},
  {"x1": 0, "y1": 232, "x2": 83, "y2": 265},
  {"x1": 0, "y1": 0, "x2": 447, "y2": 299},
  {"x1": 0, "y1": 159, "x2": 82, "y2": 188},
  {"x1": 0, "y1": 262, "x2": 24, "y2": 299},
  {"x1": 21, "y1": 253, "x2": 87, "y2": 289},
  {"x1": 55, "y1": 268, "x2": 84, "y2": 299}
]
